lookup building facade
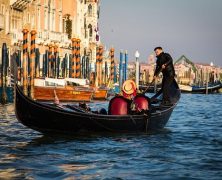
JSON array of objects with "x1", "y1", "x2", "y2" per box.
[
  {"x1": 0, "y1": 0, "x2": 11, "y2": 63},
  {"x1": 127, "y1": 55, "x2": 222, "y2": 86},
  {"x1": 174, "y1": 55, "x2": 222, "y2": 85},
  {"x1": 0, "y1": 0, "x2": 100, "y2": 69}
]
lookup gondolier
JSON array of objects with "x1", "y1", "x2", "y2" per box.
[{"x1": 153, "y1": 47, "x2": 175, "y2": 105}]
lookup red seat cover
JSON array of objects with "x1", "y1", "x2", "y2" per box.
[
  {"x1": 109, "y1": 97, "x2": 129, "y2": 115},
  {"x1": 134, "y1": 96, "x2": 149, "y2": 112}
]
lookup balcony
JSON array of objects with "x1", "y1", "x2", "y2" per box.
[
  {"x1": 36, "y1": 30, "x2": 70, "y2": 46},
  {"x1": 0, "y1": 14, "x2": 4, "y2": 31},
  {"x1": 48, "y1": 31, "x2": 63, "y2": 43}
]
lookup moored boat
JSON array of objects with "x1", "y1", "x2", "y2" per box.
[
  {"x1": 15, "y1": 78, "x2": 180, "y2": 135},
  {"x1": 33, "y1": 78, "x2": 108, "y2": 101},
  {"x1": 93, "y1": 88, "x2": 109, "y2": 100},
  {"x1": 179, "y1": 82, "x2": 222, "y2": 94},
  {"x1": 34, "y1": 86, "x2": 93, "y2": 102}
]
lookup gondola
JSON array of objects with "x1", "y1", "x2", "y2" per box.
[
  {"x1": 15, "y1": 79, "x2": 180, "y2": 135},
  {"x1": 179, "y1": 82, "x2": 222, "y2": 94}
]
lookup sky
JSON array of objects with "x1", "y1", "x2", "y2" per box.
[{"x1": 98, "y1": 0, "x2": 222, "y2": 66}]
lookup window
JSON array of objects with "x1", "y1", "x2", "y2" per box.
[
  {"x1": 62, "y1": 18, "x2": 65, "y2": 33},
  {"x1": 52, "y1": 11, "x2": 55, "y2": 31},
  {"x1": 51, "y1": 0, "x2": 55, "y2": 8},
  {"x1": 27, "y1": 13, "x2": 30, "y2": 23},
  {"x1": 44, "y1": 9, "x2": 48, "y2": 30},
  {"x1": 88, "y1": 24, "x2": 92, "y2": 37},
  {"x1": 59, "y1": 0, "x2": 62, "y2": 9},
  {"x1": 31, "y1": 15, "x2": 34, "y2": 28},
  {"x1": 12, "y1": 17, "x2": 18, "y2": 29},
  {"x1": 1, "y1": 4, "x2": 5, "y2": 14},
  {"x1": 88, "y1": 4, "x2": 92, "y2": 16},
  {"x1": 59, "y1": 13, "x2": 62, "y2": 32},
  {"x1": 37, "y1": 8, "x2": 40, "y2": 30}
]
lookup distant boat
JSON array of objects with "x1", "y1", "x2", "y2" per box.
[{"x1": 179, "y1": 82, "x2": 222, "y2": 94}]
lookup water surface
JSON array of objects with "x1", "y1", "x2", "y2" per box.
[{"x1": 0, "y1": 94, "x2": 222, "y2": 179}]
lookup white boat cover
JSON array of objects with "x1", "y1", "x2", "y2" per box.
[
  {"x1": 45, "y1": 78, "x2": 66, "y2": 86},
  {"x1": 35, "y1": 78, "x2": 89, "y2": 87},
  {"x1": 65, "y1": 78, "x2": 89, "y2": 86},
  {"x1": 34, "y1": 78, "x2": 46, "y2": 86},
  {"x1": 179, "y1": 84, "x2": 192, "y2": 91}
]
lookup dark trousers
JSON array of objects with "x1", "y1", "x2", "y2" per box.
[{"x1": 162, "y1": 76, "x2": 174, "y2": 102}]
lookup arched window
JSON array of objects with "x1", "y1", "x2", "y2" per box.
[
  {"x1": 88, "y1": 4, "x2": 92, "y2": 16},
  {"x1": 64, "y1": 14, "x2": 72, "y2": 39},
  {"x1": 88, "y1": 24, "x2": 92, "y2": 37}
]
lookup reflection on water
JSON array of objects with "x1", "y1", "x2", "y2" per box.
[
  {"x1": 0, "y1": 168, "x2": 21, "y2": 179},
  {"x1": 1, "y1": 94, "x2": 222, "y2": 179}
]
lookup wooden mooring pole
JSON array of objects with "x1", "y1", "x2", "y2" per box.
[
  {"x1": 71, "y1": 38, "x2": 77, "y2": 78},
  {"x1": 1, "y1": 43, "x2": 8, "y2": 104},
  {"x1": 22, "y1": 29, "x2": 29, "y2": 96},
  {"x1": 110, "y1": 48, "x2": 115, "y2": 84},
  {"x1": 76, "y1": 39, "x2": 81, "y2": 78},
  {"x1": 98, "y1": 45, "x2": 103, "y2": 86},
  {"x1": 30, "y1": 30, "x2": 36, "y2": 98}
]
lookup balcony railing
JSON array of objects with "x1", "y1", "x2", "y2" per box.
[
  {"x1": 48, "y1": 31, "x2": 62, "y2": 42},
  {"x1": 36, "y1": 30, "x2": 70, "y2": 47}
]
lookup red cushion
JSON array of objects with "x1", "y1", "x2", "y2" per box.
[
  {"x1": 109, "y1": 97, "x2": 129, "y2": 115},
  {"x1": 134, "y1": 96, "x2": 149, "y2": 111}
]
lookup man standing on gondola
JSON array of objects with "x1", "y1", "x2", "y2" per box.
[{"x1": 152, "y1": 47, "x2": 175, "y2": 105}]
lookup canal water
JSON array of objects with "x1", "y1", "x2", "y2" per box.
[{"x1": 0, "y1": 94, "x2": 222, "y2": 179}]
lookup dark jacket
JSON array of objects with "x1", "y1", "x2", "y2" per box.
[{"x1": 154, "y1": 52, "x2": 175, "y2": 77}]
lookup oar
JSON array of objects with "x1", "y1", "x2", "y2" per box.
[
  {"x1": 143, "y1": 67, "x2": 163, "y2": 94},
  {"x1": 143, "y1": 78, "x2": 156, "y2": 94}
]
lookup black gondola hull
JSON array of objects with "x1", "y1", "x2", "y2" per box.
[{"x1": 15, "y1": 80, "x2": 180, "y2": 134}]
